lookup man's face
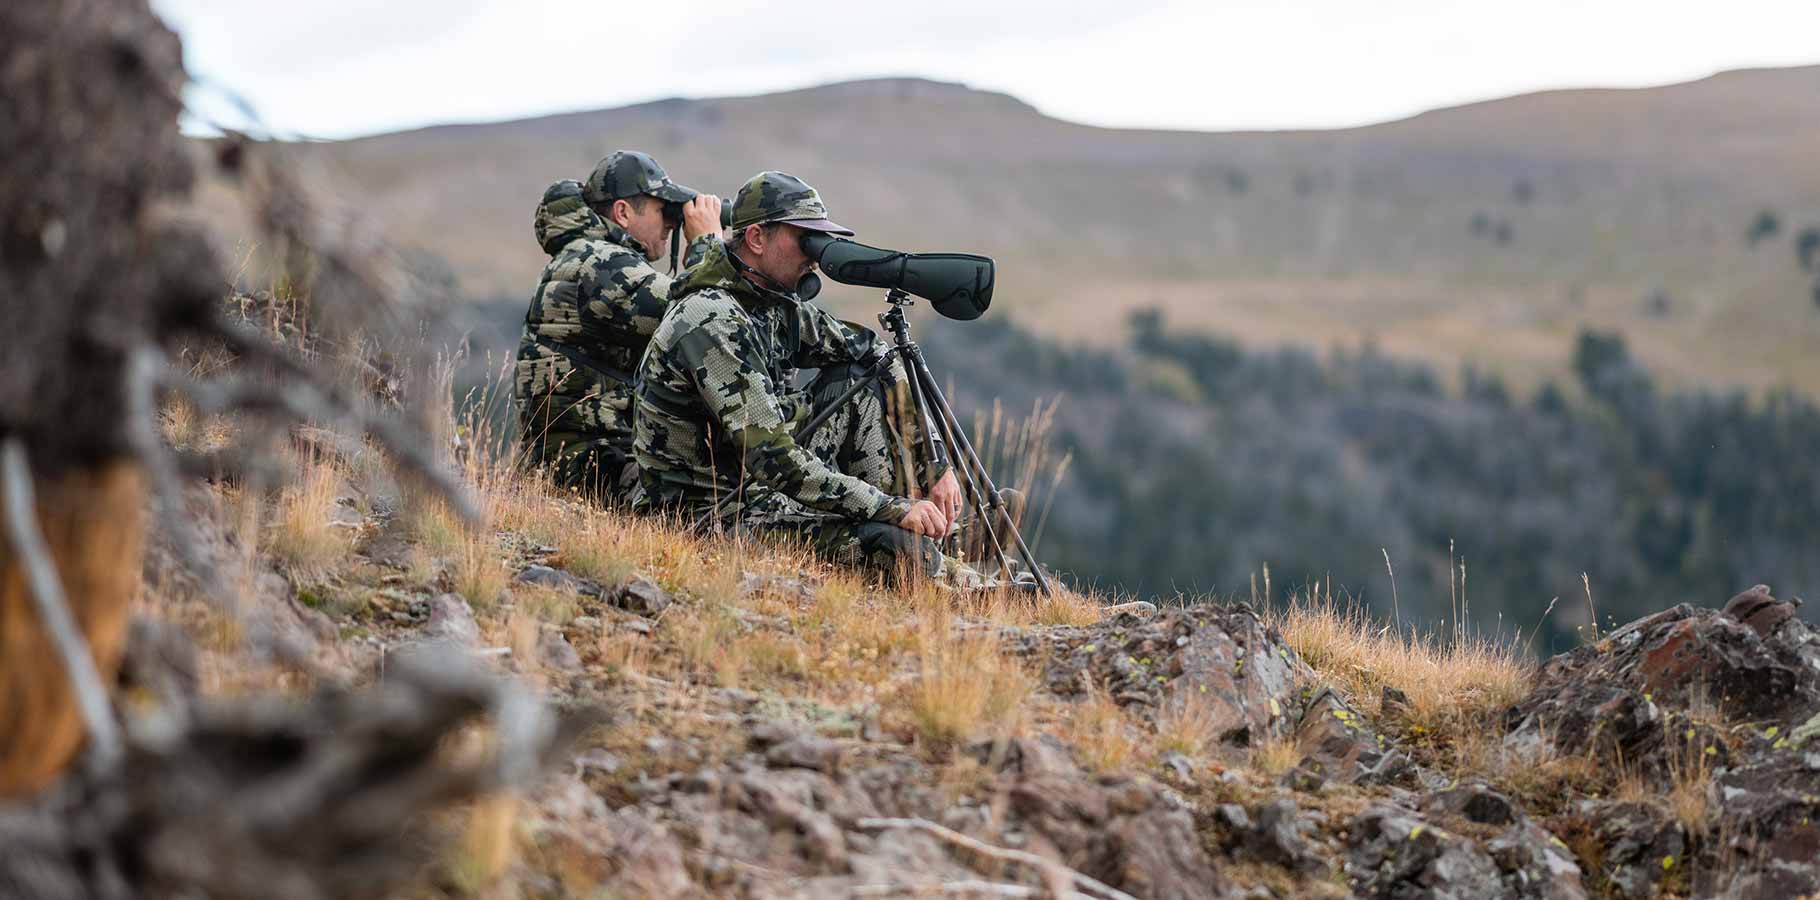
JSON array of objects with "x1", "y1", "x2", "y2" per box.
[
  {"x1": 614, "y1": 196, "x2": 674, "y2": 261},
  {"x1": 743, "y1": 222, "x2": 813, "y2": 290}
]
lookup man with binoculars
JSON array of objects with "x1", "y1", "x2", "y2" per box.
[
  {"x1": 514, "y1": 150, "x2": 722, "y2": 502},
  {"x1": 634, "y1": 171, "x2": 980, "y2": 584}
]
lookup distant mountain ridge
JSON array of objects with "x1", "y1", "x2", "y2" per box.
[{"x1": 196, "y1": 66, "x2": 1820, "y2": 395}]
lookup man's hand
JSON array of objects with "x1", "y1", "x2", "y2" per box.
[
  {"x1": 927, "y1": 468, "x2": 962, "y2": 529},
  {"x1": 681, "y1": 195, "x2": 723, "y2": 242},
  {"x1": 898, "y1": 499, "x2": 949, "y2": 539}
]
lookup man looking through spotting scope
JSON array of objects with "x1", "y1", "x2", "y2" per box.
[
  {"x1": 633, "y1": 171, "x2": 984, "y2": 583},
  {"x1": 514, "y1": 150, "x2": 722, "y2": 502}
]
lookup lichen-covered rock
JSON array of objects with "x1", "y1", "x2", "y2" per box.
[
  {"x1": 1422, "y1": 784, "x2": 1585, "y2": 900},
  {"x1": 1216, "y1": 797, "x2": 1328, "y2": 875},
  {"x1": 1704, "y1": 749, "x2": 1820, "y2": 897},
  {"x1": 1505, "y1": 592, "x2": 1817, "y2": 776},
  {"x1": 421, "y1": 593, "x2": 480, "y2": 647},
  {"x1": 1011, "y1": 602, "x2": 1309, "y2": 745},
  {"x1": 1294, "y1": 688, "x2": 1416, "y2": 787},
  {"x1": 1344, "y1": 804, "x2": 1505, "y2": 899},
  {"x1": 1581, "y1": 801, "x2": 1686, "y2": 898}
]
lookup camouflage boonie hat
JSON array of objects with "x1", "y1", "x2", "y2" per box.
[
  {"x1": 729, "y1": 171, "x2": 854, "y2": 235},
  {"x1": 582, "y1": 150, "x2": 698, "y2": 207}
]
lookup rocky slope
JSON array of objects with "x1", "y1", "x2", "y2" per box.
[{"x1": 126, "y1": 433, "x2": 1820, "y2": 899}]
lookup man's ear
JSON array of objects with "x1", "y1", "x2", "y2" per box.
[
  {"x1": 608, "y1": 198, "x2": 632, "y2": 228},
  {"x1": 740, "y1": 224, "x2": 766, "y2": 255}
]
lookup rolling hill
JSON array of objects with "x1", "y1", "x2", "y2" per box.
[{"x1": 200, "y1": 66, "x2": 1820, "y2": 395}]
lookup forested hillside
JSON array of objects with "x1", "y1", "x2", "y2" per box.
[{"x1": 923, "y1": 311, "x2": 1820, "y2": 649}]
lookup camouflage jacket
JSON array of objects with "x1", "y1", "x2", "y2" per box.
[
  {"x1": 633, "y1": 239, "x2": 912, "y2": 524},
  {"x1": 514, "y1": 180, "x2": 712, "y2": 472}
]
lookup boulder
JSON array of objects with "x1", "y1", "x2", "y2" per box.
[
  {"x1": 1294, "y1": 687, "x2": 1416, "y2": 787},
  {"x1": 613, "y1": 575, "x2": 673, "y2": 615},
  {"x1": 537, "y1": 627, "x2": 581, "y2": 672},
  {"x1": 615, "y1": 731, "x2": 1232, "y2": 898},
  {"x1": 1505, "y1": 590, "x2": 1820, "y2": 776},
  {"x1": 514, "y1": 564, "x2": 583, "y2": 594},
  {"x1": 1012, "y1": 602, "x2": 1308, "y2": 745},
  {"x1": 1422, "y1": 785, "x2": 1585, "y2": 900},
  {"x1": 1344, "y1": 805, "x2": 1505, "y2": 899},
  {"x1": 1585, "y1": 801, "x2": 1685, "y2": 898},
  {"x1": 420, "y1": 593, "x2": 479, "y2": 647}
]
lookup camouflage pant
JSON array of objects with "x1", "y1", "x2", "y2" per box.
[
  {"x1": 531, "y1": 438, "x2": 638, "y2": 506},
  {"x1": 742, "y1": 360, "x2": 977, "y2": 584}
]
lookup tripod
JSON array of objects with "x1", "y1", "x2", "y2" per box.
[{"x1": 799, "y1": 289, "x2": 1053, "y2": 595}]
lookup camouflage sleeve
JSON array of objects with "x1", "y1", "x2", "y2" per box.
[
  {"x1": 787, "y1": 303, "x2": 883, "y2": 370},
  {"x1": 579, "y1": 235, "x2": 716, "y2": 338},
  {"x1": 682, "y1": 233, "x2": 715, "y2": 270},
  {"x1": 676, "y1": 298, "x2": 909, "y2": 523}
]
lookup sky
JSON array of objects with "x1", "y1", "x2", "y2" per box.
[{"x1": 154, "y1": 0, "x2": 1820, "y2": 140}]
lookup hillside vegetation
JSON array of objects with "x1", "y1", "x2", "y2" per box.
[{"x1": 919, "y1": 310, "x2": 1820, "y2": 646}]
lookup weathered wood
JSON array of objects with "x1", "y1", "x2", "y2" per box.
[{"x1": 0, "y1": 454, "x2": 144, "y2": 796}]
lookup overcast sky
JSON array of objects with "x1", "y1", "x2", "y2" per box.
[{"x1": 154, "y1": 0, "x2": 1819, "y2": 139}]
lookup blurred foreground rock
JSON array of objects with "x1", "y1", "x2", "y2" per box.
[{"x1": 0, "y1": 650, "x2": 587, "y2": 900}]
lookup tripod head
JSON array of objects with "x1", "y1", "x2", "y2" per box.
[{"x1": 876, "y1": 289, "x2": 918, "y2": 350}]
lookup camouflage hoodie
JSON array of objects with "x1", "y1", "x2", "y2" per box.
[
  {"x1": 633, "y1": 238, "x2": 912, "y2": 525},
  {"x1": 513, "y1": 179, "x2": 712, "y2": 494}
]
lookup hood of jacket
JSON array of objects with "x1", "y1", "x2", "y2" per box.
[{"x1": 532, "y1": 178, "x2": 609, "y2": 256}]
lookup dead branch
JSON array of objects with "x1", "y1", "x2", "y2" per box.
[
  {"x1": 849, "y1": 879, "x2": 1082, "y2": 897},
  {"x1": 202, "y1": 323, "x2": 478, "y2": 522},
  {"x1": 0, "y1": 439, "x2": 121, "y2": 772},
  {"x1": 0, "y1": 647, "x2": 594, "y2": 900}
]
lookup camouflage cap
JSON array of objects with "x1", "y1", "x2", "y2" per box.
[
  {"x1": 582, "y1": 150, "x2": 698, "y2": 207},
  {"x1": 729, "y1": 171, "x2": 854, "y2": 235}
]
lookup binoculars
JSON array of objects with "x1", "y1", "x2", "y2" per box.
[{"x1": 662, "y1": 196, "x2": 735, "y2": 230}]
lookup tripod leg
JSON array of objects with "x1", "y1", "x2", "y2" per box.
[
  {"x1": 904, "y1": 348, "x2": 1051, "y2": 594},
  {"x1": 904, "y1": 346, "x2": 1054, "y2": 595},
  {"x1": 898, "y1": 348, "x2": 1014, "y2": 582},
  {"x1": 893, "y1": 351, "x2": 947, "y2": 496},
  {"x1": 924, "y1": 392, "x2": 1017, "y2": 584}
]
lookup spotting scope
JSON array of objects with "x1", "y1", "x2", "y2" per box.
[{"x1": 798, "y1": 232, "x2": 994, "y2": 321}]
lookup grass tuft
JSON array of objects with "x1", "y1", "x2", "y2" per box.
[
  {"x1": 263, "y1": 447, "x2": 351, "y2": 577},
  {"x1": 1270, "y1": 592, "x2": 1531, "y2": 744},
  {"x1": 1069, "y1": 688, "x2": 1139, "y2": 772},
  {"x1": 904, "y1": 627, "x2": 1029, "y2": 752}
]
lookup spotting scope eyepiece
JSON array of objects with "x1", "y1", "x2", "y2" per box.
[{"x1": 798, "y1": 232, "x2": 993, "y2": 321}]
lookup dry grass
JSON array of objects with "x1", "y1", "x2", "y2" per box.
[
  {"x1": 595, "y1": 630, "x2": 654, "y2": 686},
  {"x1": 1069, "y1": 688, "x2": 1140, "y2": 773},
  {"x1": 559, "y1": 509, "x2": 640, "y2": 587},
  {"x1": 663, "y1": 603, "x2": 746, "y2": 688},
  {"x1": 454, "y1": 533, "x2": 509, "y2": 613},
  {"x1": 445, "y1": 792, "x2": 521, "y2": 892},
  {"x1": 1269, "y1": 592, "x2": 1531, "y2": 742},
  {"x1": 1154, "y1": 690, "x2": 1223, "y2": 759},
  {"x1": 515, "y1": 585, "x2": 579, "y2": 627},
  {"x1": 1664, "y1": 735, "x2": 1718, "y2": 838},
  {"x1": 903, "y1": 626, "x2": 1030, "y2": 752},
  {"x1": 956, "y1": 586, "x2": 1103, "y2": 628},
  {"x1": 262, "y1": 447, "x2": 351, "y2": 577},
  {"x1": 1249, "y1": 735, "x2": 1304, "y2": 779}
]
